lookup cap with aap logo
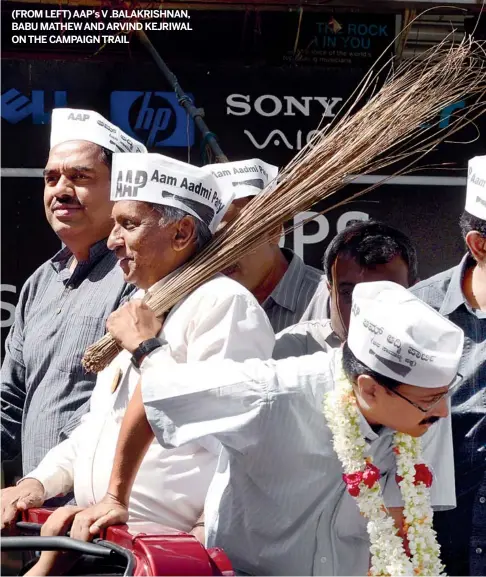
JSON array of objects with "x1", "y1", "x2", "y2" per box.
[
  {"x1": 50, "y1": 108, "x2": 147, "y2": 154},
  {"x1": 348, "y1": 281, "x2": 464, "y2": 388},
  {"x1": 111, "y1": 152, "x2": 234, "y2": 235}
]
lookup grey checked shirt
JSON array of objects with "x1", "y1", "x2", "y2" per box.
[
  {"x1": 411, "y1": 254, "x2": 486, "y2": 576},
  {"x1": 1, "y1": 239, "x2": 133, "y2": 481},
  {"x1": 263, "y1": 249, "x2": 329, "y2": 333}
]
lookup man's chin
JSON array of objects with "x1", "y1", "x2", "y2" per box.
[{"x1": 50, "y1": 220, "x2": 88, "y2": 241}]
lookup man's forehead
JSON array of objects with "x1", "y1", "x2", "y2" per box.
[
  {"x1": 46, "y1": 140, "x2": 103, "y2": 168},
  {"x1": 112, "y1": 199, "x2": 151, "y2": 218},
  {"x1": 336, "y1": 254, "x2": 408, "y2": 281}
]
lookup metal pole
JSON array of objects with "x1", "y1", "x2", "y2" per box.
[{"x1": 137, "y1": 29, "x2": 228, "y2": 163}]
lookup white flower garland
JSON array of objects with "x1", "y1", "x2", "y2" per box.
[{"x1": 323, "y1": 349, "x2": 445, "y2": 576}]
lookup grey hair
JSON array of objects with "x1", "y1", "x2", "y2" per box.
[
  {"x1": 99, "y1": 146, "x2": 113, "y2": 169},
  {"x1": 150, "y1": 204, "x2": 212, "y2": 251}
]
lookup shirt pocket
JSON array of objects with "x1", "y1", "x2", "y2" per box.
[{"x1": 57, "y1": 315, "x2": 107, "y2": 374}]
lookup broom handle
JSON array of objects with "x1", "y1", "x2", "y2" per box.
[{"x1": 136, "y1": 29, "x2": 229, "y2": 164}]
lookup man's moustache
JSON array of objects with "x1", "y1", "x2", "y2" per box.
[
  {"x1": 419, "y1": 416, "x2": 440, "y2": 426},
  {"x1": 52, "y1": 197, "x2": 82, "y2": 208}
]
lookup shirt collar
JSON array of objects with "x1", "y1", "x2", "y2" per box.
[
  {"x1": 358, "y1": 412, "x2": 394, "y2": 443},
  {"x1": 439, "y1": 254, "x2": 475, "y2": 316},
  {"x1": 50, "y1": 238, "x2": 111, "y2": 270},
  {"x1": 358, "y1": 412, "x2": 380, "y2": 442},
  {"x1": 268, "y1": 249, "x2": 306, "y2": 312}
]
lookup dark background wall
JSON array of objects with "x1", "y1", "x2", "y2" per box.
[{"x1": 2, "y1": 7, "x2": 485, "y2": 350}]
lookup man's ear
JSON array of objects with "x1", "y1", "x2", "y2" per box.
[
  {"x1": 173, "y1": 216, "x2": 197, "y2": 252},
  {"x1": 465, "y1": 230, "x2": 486, "y2": 262},
  {"x1": 268, "y1": 223, "x2": 285, "y2": 246},
  {"x1": 355, "y1": 374, "x2": 381, "y2": 408}
]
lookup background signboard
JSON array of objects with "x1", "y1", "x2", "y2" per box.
[{"x1": 2, "y1": 9, "x2": 485, "y2": 351}]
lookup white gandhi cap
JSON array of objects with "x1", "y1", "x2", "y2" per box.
[
  {"x1": 111, "y1": 152, "x2": 234, "y2": 235},
  {"x1": 348, "y1": 281, "x2": 464, "y2": 387},
  {"x1": 204, "y1": 158, "x2": 279, "y2": 200},
  {"x1": 465, "y1": 156, "x2": 486, "y2": 221},
  {"x1": 50, "y1": 108, "x2": 147, "y2": 153}
]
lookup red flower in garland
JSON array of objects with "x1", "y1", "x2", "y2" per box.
[
  {"x1": 396, "y1": 464, "x2": 433, "y2": 488},
  {"x1": 414, "y1": 463, "x2": 433, "y2": 488},
  {"x1": 362, "y1": 462, "x2": 381, "y2": 488},
  {"x1": 343, "y1": 463, "x2": 381, "y2": 496},
  {"x1": 343, "y1": 472, "x2": 363, "y2": 497},
  {"x1": 347, "y1": 483, "x2": 361, "y2": 497},
  {"x1": 343, "y1": 472, "x2": 363, "y2": 485}
]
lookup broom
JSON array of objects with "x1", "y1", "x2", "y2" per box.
[{"x1": 83, "y1": 36, "x2": 486, "y2": 373}]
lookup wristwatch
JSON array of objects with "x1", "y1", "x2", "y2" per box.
[{"x1": 131, "y1": 338, "x2": 164, "y2": 368}]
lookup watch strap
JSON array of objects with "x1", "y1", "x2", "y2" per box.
[{"x1": 131, "y1": 338, "x2": 164, "y2": 368}]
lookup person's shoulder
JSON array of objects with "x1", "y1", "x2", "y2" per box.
[
  {"x1": 271, "y1": 348, "x2": 336, "y2": 404},
  {"x1": 410, "y1": 264, "x2": 457, "y2": 305},
  {"x1": 274, "y1": 320, "x2": 335, "y2": 360},
  {"x1": 278, "y1": 318, "x2": 332, "y2": 338},
  {"x1": 26, "y1": 258, "x2": 57, "y2": 282},
  {"x1": 413, "y1": 264, "x2": 457, "y2": 288},
  {"x1": 283, "y1": 249, "x2": 325, "y2": 281},
  {"x1": 303, "y1": 262, "x2": 326, "y2": 281},
  {"x1": 18, "y1": 258, "x2": 57, "y2": 297},
  {"x1": 191, "y1": 274, "x2": 260, "y2": 304}
]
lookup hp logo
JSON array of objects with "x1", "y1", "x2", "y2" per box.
[{"x1": 110, "y1": 91, "x2": 195, "y2": 148}]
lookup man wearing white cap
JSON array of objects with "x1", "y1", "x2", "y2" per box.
[
  {"x1": 210, "y1": 159, "x2": 329, "y2": 332},
  {"x1": 73, "y1": 281, "x2": 462, "y2": 576},
  {"x1": 1, "y1": 109, "x2": 145, "y2": 498},
  {"x1": 1, "y1": 153, "x2": 274, "y2": 576},
  {"x1": 410, "y1": 155, "x2": 486, "y2": 576}
]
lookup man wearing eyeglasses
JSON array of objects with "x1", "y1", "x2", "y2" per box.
[
  {"x1": 410, "y1": 156, "x2": 486, "y2": 577},
  {"x1": 72, "y1": 281, "x2": 462, "y2": 576}
]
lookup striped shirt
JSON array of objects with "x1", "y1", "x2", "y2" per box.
[
  {"x1": 411, "y1": 254, "x2": 486, "y2": 576},
  {"x1": 263, "y1": 249, "x2": 329, "y2": 332},
  {"x1": 1, "y1": 239, "x2": 132, "y2": 483}
]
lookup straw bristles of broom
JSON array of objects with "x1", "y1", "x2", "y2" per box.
[{"x1": 83, "y1": 36, "x2": 486, "y2": 373}]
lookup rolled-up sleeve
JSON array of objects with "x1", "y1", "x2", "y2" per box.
[
  {"x1": 142, "y1": 348, "x2": 272, "y2": 453},
  {"x1": 141, "y1": 348, "x2": 332, "y2": 455}
]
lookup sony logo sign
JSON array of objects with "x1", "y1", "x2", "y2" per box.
[{"x1": 226, "y1": 94, "x2": 343, "y2": 118}]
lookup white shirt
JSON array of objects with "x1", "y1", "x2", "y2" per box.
[
  {"x1": 139, "y1": 347, "x2": 456, "y2": 575},
  {"x1": 27, "y1": 274, "x2": 275, "y2": 532}
]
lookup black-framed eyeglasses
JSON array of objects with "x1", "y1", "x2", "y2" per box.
[{"x1": 389, "y1": 373, "x2": 463, "y2": 414}]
